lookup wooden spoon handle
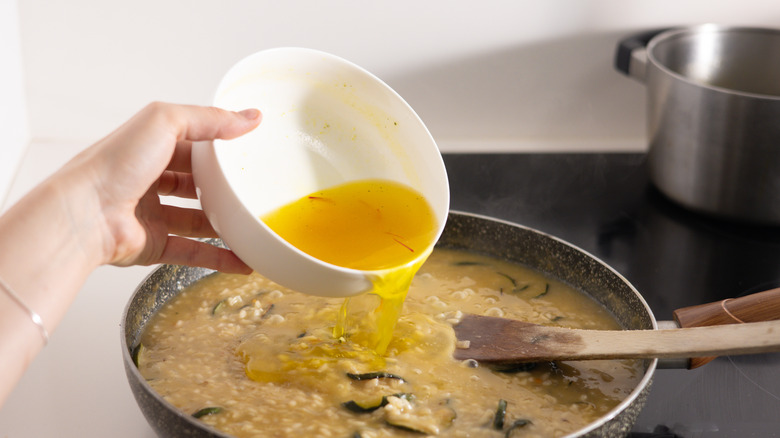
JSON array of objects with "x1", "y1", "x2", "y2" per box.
[
  {"x1": 674, "y1": 287, "x2": 780, "y2": 327},
  {"x1": 452, "y1": 315, "x2": 780, "y2": 364},
  {"x1": 673, "y1": 288, "x2": 780, "y2": 368},
  {"x1": 570, "y1": 320, "x2": 780, "y2": 361}
]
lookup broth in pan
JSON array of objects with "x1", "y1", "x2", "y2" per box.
[{"x1": 136, "y1": 248, "x2": 642, "y2": 437}]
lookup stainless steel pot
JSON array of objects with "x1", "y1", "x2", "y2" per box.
[
  {"x1": 122, "y1": 212, "x2": 657, "y2": 437},
  {"x1": 616, "y1": 25, "x2": 780, "y2": 224}
]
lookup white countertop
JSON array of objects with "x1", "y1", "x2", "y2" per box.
[{"x1": 0, "y1": 141, "x2": 157, "y2": 437}]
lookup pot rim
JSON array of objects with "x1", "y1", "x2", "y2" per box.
[{"x1": 646, "y1": 24, "x2": 780, "y2": 101}]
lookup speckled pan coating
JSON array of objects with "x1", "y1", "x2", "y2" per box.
[{"x1": 121, "y1": 211, "x2": 657, "y2": 438}]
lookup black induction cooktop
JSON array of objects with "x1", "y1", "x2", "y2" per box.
[{"x1": 442, "y1": 153, "x2": 780, "y2": 438}]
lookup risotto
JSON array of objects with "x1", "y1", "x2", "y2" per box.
[{"x1": 136, "y1": 248, "x2": 642, "y2": 437}]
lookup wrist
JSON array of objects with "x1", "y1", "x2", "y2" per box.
[
  {"x1": 0, "y1": 168, "x2": 102, "y2": 335},
  {"x1": 48, "y1": 153, "x2": 119, "y2": 268}
]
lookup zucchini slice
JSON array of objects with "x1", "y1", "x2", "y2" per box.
[
  {"x1": 343, "y1": 399, "x2": 384, "y2": 414},
  {"x1": 211, "y1": 299, "x2": 227, "y2": 315},
  {"x1": 496, "y1": 272, "x2": 518, "y2": 287},
  {"x1": 342, "y1": 393, "x2": 414, "y2": 413},
  {"x1": 533, "y1": 283, "x2": 550, "y2": 299},
  {"x1": 346, "y1": 372, "x2": 407, "y2": 384},
  {"x1": 493, "y1": 399, "x2": 507, "y2": 430},
  {"x1": 192, "y1": 407, "x2": 223, "y2": 418},
  {"x1": 260, "y1": 303, "x2": 275, "y2": 319},
  {"x1": 131, "y1": 343, "x2": 144, "y2": 368},
  {"x1": 505, "y1": 419, "x2": 532, "y2": 437}
]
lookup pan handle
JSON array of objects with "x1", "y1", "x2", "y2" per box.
[
  {"x1": 672, "y1": 287, "x2": 780, "y2": 368},
  {"x1": 614, "y1": 28, "x2": 670, "y2": 82}
]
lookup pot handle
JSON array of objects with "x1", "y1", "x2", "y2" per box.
[
  {"x1": 614, "y1": 28, "x2": 670, "y2": 82},
  {"x1": 672, "y1": 287, "x2": 780, "y2": 368}
]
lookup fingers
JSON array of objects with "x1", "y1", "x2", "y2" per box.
[
  {"x1": 94, "y1": 102, "x2": 261, "y2": 275},
  {"x1": 143, "y1": 102, "x2": 262, "y2": 143},
  {"x1": 179, "y1": 105, "x2": 262, "y2": 141},
  {"x1": 157, "y1": 171, "x2": 197, "y2": 199},
  {"x1": 158, "y1": 236, "x2": 253, "y2": 274},
  {"x1": 162, "y1": 205, "x2": 216, "y2": 237},
  {"x1": 167, "y1": 140, "x2": 193, "y2": 172}
]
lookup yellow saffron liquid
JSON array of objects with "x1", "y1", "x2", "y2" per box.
[
  {"x1": 260, "y1": 179, "x2": 438, "y2": 356},
  {"x1": 262, "y1": 179, "x2": 437, "y2": 271}
]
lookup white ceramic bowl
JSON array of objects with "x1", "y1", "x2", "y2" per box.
[{"x1": 192, "y1": 48, "x2": 449, "y2": 297}]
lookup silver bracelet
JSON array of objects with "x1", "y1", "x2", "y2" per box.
[{"x1": 0, "y1": 275, "x2": 49, "y2": 345}]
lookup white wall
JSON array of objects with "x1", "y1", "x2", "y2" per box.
[
  {"x1": 1, "y1": 0, "x2": 29, "y2": 207},
  {"x1": 17, "y1": 1, "x2": 780, "y2": 152}
]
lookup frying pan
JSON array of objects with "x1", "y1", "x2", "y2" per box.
[{"x1": 122, "y1": 212, "x2": 766, "y2": 437}]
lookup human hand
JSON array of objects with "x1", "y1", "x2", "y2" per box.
[
  {"x1": 0, "y1": 102, "x2": 262, "y2": 405},
  {"x1": 66, "y1": 102, "x2": 262, "y2": 273}
]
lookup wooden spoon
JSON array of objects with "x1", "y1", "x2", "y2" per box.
[{"x1": 453, "y1": 288, "x2": 780, "y2": 366}]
